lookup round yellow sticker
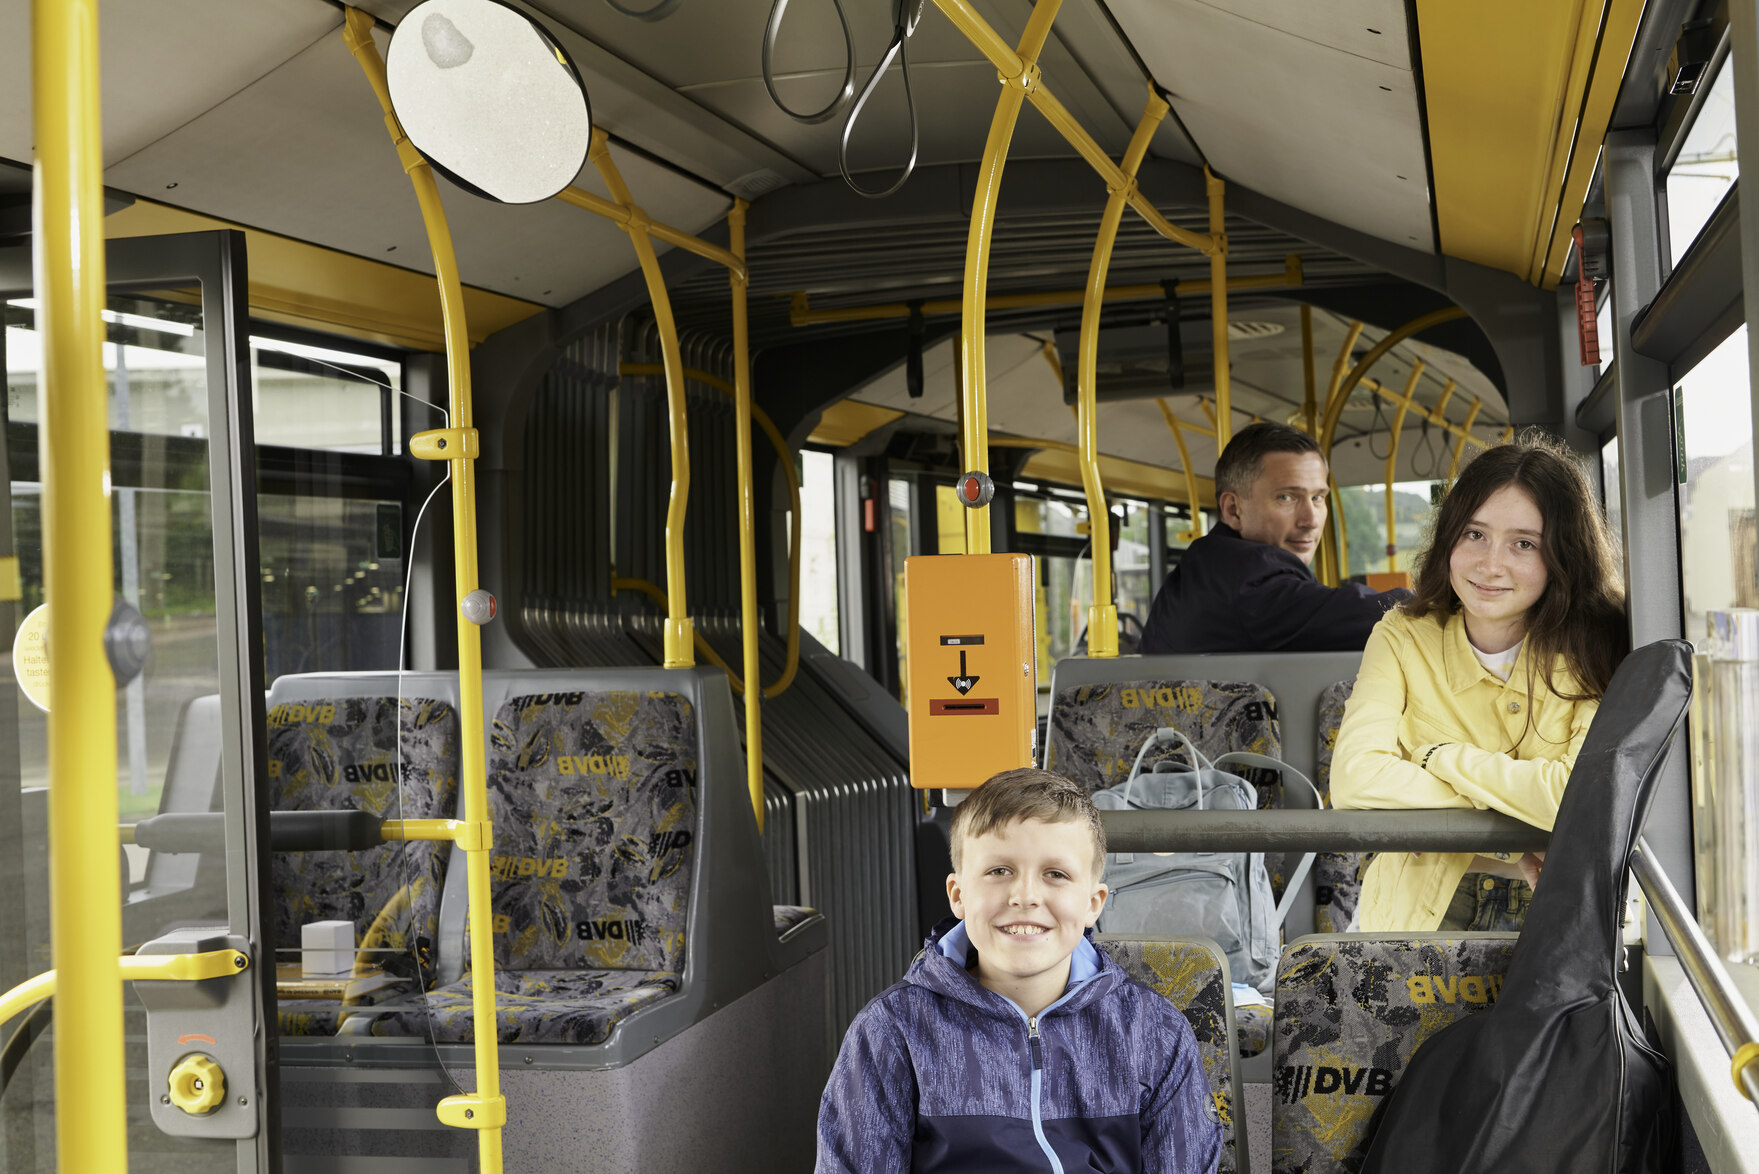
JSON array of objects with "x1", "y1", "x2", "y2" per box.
[{"x1": 13, "y1": 603, "x2": 49, "y2": 712}]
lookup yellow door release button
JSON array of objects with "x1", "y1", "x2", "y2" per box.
[{"x1": 167, "y1": 1054, "x2": 226, "y2": 1116}]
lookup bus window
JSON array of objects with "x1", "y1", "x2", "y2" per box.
[
  {"x1": 890, "y1": 477, "x2": 914, "y2": 702},
  {"x1": 1675, "y1": 325, "x2": 1754, "y2": 643},
  {"x1": 800, "y1": 449, "x2": 840, "y2": 655},
  {"x1": 1602, "y1": 439, "x2": 1624, "y2": 565},
  {"x1": 1667, "y1": 59, "x2": 1738, "y2": 265},
  {"x1": 250, "y1": 335, "x2": 403, "y2": 454}
]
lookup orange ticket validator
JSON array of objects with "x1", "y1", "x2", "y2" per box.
[{"x1": 904, "y1": 553, "x2": 1037, "y2": 790}]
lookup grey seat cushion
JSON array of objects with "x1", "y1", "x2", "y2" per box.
[{"x1": 371, "y1": 968, "x2": 681, "y2": 1044}]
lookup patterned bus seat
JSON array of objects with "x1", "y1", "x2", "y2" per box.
[
  {"x1": 772, "y1": 904, "x2": 821, "y2": 941},
  {"x1": 1313, "y1": 680, "x2": 1362, "y2": 934},
  {"x1": 380, "y1": 688, "x2": 698, "y2": 1045},
  {"x1": 266, "y1": 692, "x2": 460, "y2": 1038},
  {"x1": 1271, "y1": 933, "x2": 1517, "y2": 1174},
  {"x1": 1098, "y1": 936, "x2": 1244, "y2": 1174}
]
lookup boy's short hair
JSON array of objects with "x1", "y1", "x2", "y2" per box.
[{"x1": 948, "y1": 768, "x2": 1107, "y2": 878}]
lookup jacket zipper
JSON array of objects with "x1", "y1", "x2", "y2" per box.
[{"x1": 1026, "y1": 1014, "x2": 1065, "y2": 1174}]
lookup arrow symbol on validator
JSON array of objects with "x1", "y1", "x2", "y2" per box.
[{"x1": 948, "y1": 650, "x2": 980, "y2": 695}]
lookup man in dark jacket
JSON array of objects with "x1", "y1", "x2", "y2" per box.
[
  {"x1": 816, "y1": 769, "x2": 1221, "y2": 1172},
  {"x1": 1141, "y1": 422, "x2": 1407, "y2": 654}
]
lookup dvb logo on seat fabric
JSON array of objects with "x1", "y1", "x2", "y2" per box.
[{"x1": 1274, "y1": 1064, "x2": 1393, "y2": 1104}]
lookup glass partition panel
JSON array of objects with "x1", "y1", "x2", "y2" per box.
[
  {"x1": 1676, "y1": 326, "x2": 1755, "y2": 642},
  {"x1": 1667, "y1": 60, "x2": 1739, "y2": 264}
]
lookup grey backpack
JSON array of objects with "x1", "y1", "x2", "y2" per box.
[{"x1": 1092, "y1": 728, "x2": 1320, "y2": 992}]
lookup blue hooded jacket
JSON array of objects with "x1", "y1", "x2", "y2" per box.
[{"x1": 816, "y1": 920, "x2": 1223, "y2": 1173}]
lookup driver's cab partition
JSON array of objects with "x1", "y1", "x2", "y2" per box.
[
  {"x1": 1043, "y1": 651, "x2": 1366, "y2": 940},
  {"x1": 260, "y1": 667, "x2": 827, "y2": 1173}
]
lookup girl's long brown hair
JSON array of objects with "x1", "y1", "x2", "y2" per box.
[{"x1": 1405, "y1": 433, "x2": 1628, "y2": 700}]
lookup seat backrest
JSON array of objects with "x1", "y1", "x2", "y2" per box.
[
  {"x1": 1312, "y1": 679, "x2": 1359, "y2": 934},
  {"x1": 140, "y1": 694, "x2": 225, "y2": 898},
  {"x1": 264, "y1": 674, "x2": 461, "y2": 983},
  {"x1": 1097, "y1": 935, "x2": 1243, "y2": 1174},
  {"x1": 1272, "y1": 933, "x2": 1517, "y2": 1174},
  {"x1": 484, "y1": 687, "x2": 697, "y2": 974},
  {"x1": 1045, "y1": 678, "x2": 1281, "y2": 798}
]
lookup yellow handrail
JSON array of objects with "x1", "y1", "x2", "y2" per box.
[
  {"x1": 618, "y1": 363, "x2": 803, "y2": 700},
  {"x1": 1300, "y1": 305, "x2": 1317, "y2": 436},
  {"x1": 1316, "y1": 321, "x2": 1362, "y2": 586},
  {"x1": 554, "y1": 186, "x2": 746, "y2": 283},
  {"x1": 1077, "y1": 89, "x2": 1169, "y2": 659},
  {"x1": 1206, "y1": 167, "x2": 1232, "y2": 449},
  {"x1": 1155, "y1": 399, "x2": 1205, "y2": 541},
  {"x1": 589, "y1": 132, "x2": 695, "y2": 670},
  {"x1": 609, "y1": 576, "x2": 742, "y2": 687},
  {"x1": 343, "y1": 12, "x2": 506, "y2": 1159},
  {"x1": 0, "y1": 949, "x2": 252, "y2": 1031},
  {"x1": 784, "y1": 256, "x2": 1302, "y2": 326},
  {"x1": 1450, "y1": 399, "x2": 1484, "y2": 480},
  {"x1": 34, "y1": 1, "x2": 127, "y2": 1167},
  {"x1": 1383, "y1": 362, "x2": 1424, "y2": 570},
  {"x1": 729, "y1": 200, "x2": 762, "y2": 829}
]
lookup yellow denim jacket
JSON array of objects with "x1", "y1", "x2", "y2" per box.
[{"x1": 1330, "y1": 609, "x2": 1599, "y2": 931}]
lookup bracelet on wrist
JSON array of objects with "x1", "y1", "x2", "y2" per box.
[{"x1": 1420, "y1": 744, "x2": 1446, "y2": 770}]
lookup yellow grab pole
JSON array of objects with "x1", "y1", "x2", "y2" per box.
[
  {"x1": 34, "y1": 1, "x2": 128, "y2": 1168},
  {"x1": 1319, "y1": 308, "x2": 1468, "y2": 463},
  {"x1": 1156, "y1": 399, "x2": 1205, "y2": 541},
  {"x1": 555, "y1": 186, "x2": 746, "y2": 281},
  {"x1": 784, "y1": 256, "x2": 1302, "y2": 326},
  {"x1": 951, "y1": 0, "x2": 1065, "y2": 554},
  {"x1": 1316, "y1": 321, "x2": 1361, "y2": 586},
  {"x1": 1383, "y1": 361, "x2": 1423, "y2": 571},
  {"x1": 617, "y1": 363, "x2": 803, "y2": 699},
  {"x1": 1500, "y1": 425, "x2": 1515, "y2": 443},
  {"x1": 1450, "y1": 399, "x2": 1484, "y2": 480},
  {"x1": 1206, "y1": 167, "x2": 1232, "y2": 449},
  {"x1": 1300, "y1": 305, "x2": 1317, "y2": 436},
  {"x1": 590, "y1": 131, "x2": 695, "y2": 668},
  {"x1": 729, "y1": 200, "x2": 763, "y2": 830},
  {"x1": 1077, "y1": 88, "x2": 1167, "y2": 658},
  {"x1": 342, "y1": 14, "x2": 505, "y2": 1164}
]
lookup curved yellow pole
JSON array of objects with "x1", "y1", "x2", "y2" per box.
[
  {"x1": 1450, "y1": 399, "x2": 1484, "y2": 480},
  {"x1": 1300, "y1": 305, "x2": 1317, "y2": 436},
  {"x1": 619, "y1": 363, "x2": 803, "y2": 699},
  {"x1": 34, "y1": 1, "x2": 127, "y2": 1167},
  {"x1": 955, "y1": 0, "x2": 1065, "y2": 554},
  {"x1": 1316, "y1": 321, "x2": 1363, "y2": 586},
  {"x1": 1, "y1": 950, "x2": 253, "y2": 1033},
  {"x1": 343, "y1": 14, "x2": 505, "y2": 1162},
  {"x1": 1155, "y1": 399, "x2": 1204, "y2": 541},
  {"x1": 1206, "y1": 167, "x2": 1232, "y2": 449},
  {"x1": 590, "y1": 131, "x2": 695, "y2": 668},
  {"x1": 1383, "y1": 361, "x2": 1423, "y2": 570},
  {"x1": 728, "y1": 200, "x2": 763, "y2": 830},
  {"x1": 556, "y1": 186, "x2": 745, "y2": 281},
  {"x1": 611, "y1": 577, "x2": 740, "y2": 682},
  {"x1": 1076, "y1": 90, "x2": 1168, "y2": 659}
]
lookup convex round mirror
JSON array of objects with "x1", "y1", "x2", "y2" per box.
[{"x1": 386, "y1": 0, "x2": 592, "y2": 204}]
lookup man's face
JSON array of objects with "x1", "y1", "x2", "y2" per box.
[{"x1": 1220, "y1": 450, "x2": 1330, "y2": 565}]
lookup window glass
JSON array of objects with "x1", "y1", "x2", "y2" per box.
[
  {"x1": 1601, "y1": 439, "x2": 1623, "y2": 567},
  {"x1": 889, "y1": 477, "x2": 914, "y2": 701},
  {"x1": 1115, "y1": 502, "x2": 1154, "y2": 642},
  {"x1": 1015, "y1": 494, "x2": 1084, "y2": 684},
  {"x1": 934, "y1": 483, "x2": 965, "y2": 555},
  {"x1": 1597, "y1": 285, "x2": 1615, "y2": 367},
  {"x1": 1676, "y1": 326, "x2": 1754, "y2": 642},
  {"x1": 799, "y1": 450, "x2": 839, "y2": 654},
  {"x1": 1667, "y1": 61, "x2": 1739, "y2": 263},
  {"x1": 251, "y1": 335, "x2": 402, "y2": 453},
  {"x1": 1337, "y1": 480, "x2": 1441, "y2": 580},
  {"x1": 257, "y1": 495, "x2": 409, "y2": 678}
]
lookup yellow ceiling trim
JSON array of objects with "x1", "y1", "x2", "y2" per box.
[
  {"x1": 1534, "y1": 0, "x2": 1647, "y2": 287},
  {"x1": 808, "y1": 400, "x2": 906, "y2": 447},
  {"x1": 104, "y1": 199, "x2": 544, "y2": 351},
  {"x1": 1419, "y1": 0, "x2": 1641, "y2": 284},
  {"x1": 1018, "y1": 449, "x2": 1217, "y2": 508}
]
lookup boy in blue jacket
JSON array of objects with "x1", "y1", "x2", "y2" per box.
[{"x1": 816, "y1": 768, "x2": 1223, "y2": 1173}]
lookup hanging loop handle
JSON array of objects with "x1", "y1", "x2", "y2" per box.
[
  {"x1": 837, "y1": 0, "x2": 921, "y2": 198},
  {"x1": 763, "y1": 0, "x2": 857, "y2": 125}
]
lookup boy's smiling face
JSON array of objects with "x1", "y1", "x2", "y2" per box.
[{"x1": 946, "y1": 815, "x2": 1108, "y2": 1016}]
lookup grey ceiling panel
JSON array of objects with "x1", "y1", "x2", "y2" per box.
[
  {"x1": 104, "y1": 24, "x2": 730, "y2": 308},
  {"x1": 0, "y1": 0, "x2": 339, "y2": 168},
  {"x1": 1110, "y1": 0, "x2": 1435, "y2": 252}
]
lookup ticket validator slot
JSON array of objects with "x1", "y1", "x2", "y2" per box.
[{"x1": 903, "y1": 553, "x2": 1037, "y2": 790}]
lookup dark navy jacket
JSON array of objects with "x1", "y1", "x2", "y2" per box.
[
  {"x1": 816, "y1": 921, "x2": 1222, "y2": 1173},
  {"x1": 1140, "y1": 522, "x2": 1408, "y2": 655}
]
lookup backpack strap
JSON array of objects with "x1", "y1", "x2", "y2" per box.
[
  {"x1": 1211, "y1": 751, "x2": 1324, "y2": 929},
  {"x1": 1122, "y1": 727, "x2": 1212, "y2": 808}
]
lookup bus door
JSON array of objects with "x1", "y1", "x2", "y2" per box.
[{"x1": 1, "y1": 229, "x2": 280, "y2": 1173}]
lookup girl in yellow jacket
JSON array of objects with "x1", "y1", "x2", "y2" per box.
[{"x1": 1331, "y1": 436, "x2": 1626, "y2": 931}]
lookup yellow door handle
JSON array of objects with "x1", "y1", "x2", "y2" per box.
[{"x1": 167, "y1": 1054, "x2": 226, "y2": 1116}]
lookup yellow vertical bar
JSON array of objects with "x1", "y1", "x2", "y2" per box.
[
  {"x1": 341, "y1": 16, "x2": 503, "y2": 1167},
  {"x1": 1316, "y1": 321, "x2": 1363, "y2": 586},
  {"x1": 954, "y1": 0, "x2": 1065, "y2": 555},
  {"x1": 1077, "y1": 87, "x2": 1167, "y2": 658},
  {"x1": 1206, "y1": 167, "x2": 1231, "y2": 449},
  {"x1": 1300, "y1": 304, "x2": 1317, "y2": 436},
  {"x1": 1155, "y1": 399, "x2": 1204, "y2": 540},
  {"x1": 729, "y1": 200, "x2": 763, "y2": 831},
  {"x1": 591, "y1": 132, "x2": 695, "y2": 667},
  {"x1": 1450, "y1": 399, "x2": 1483, "y2": 479},
  {"x1": 1384, "y1": 362, "x2": 1423, "y2": 571},
  {"x1": 34, "y1": 1, "x2": 127, "y2": 1168}
]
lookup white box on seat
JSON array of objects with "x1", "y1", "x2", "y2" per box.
[{"x1": 302, "y1": 920, "x2": 355, "y2": 976}]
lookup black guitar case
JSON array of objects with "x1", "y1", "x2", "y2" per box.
[{"x1": 1359, "y1": 639, "x2": 1692, "y2": 1174}]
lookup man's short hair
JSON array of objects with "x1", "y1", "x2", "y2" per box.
[
  {"x1": 1214, "y1": 421, "x2": 1323, "y2": 502},
  {"x1": 948, "y1": 768, "x2": 1107, "y2": 878}
]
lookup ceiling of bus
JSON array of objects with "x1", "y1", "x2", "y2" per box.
[
  {"x1": 1107, "y1": 0, "x2": 1437, "y2": 253},
  {"x1": 844, "y1": 306, "x2": 1509, "y2": 489}
]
